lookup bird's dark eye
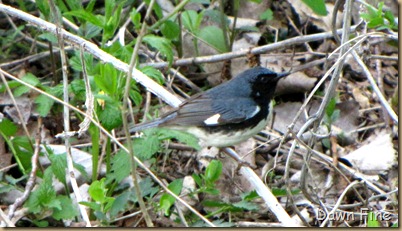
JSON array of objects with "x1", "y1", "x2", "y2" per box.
[{"x1": 257, "y1": 75, "x2": 270, "y2": 83}]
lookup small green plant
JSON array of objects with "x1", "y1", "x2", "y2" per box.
[
  {"x1": 80, "y1": 178, "x2": 116, "y2": 222},
  {"x1": 25, "y1": 168, "x2": 79, "y2": 227},
  {"x1": 360, "y1": 2, "x2": 398, "y2": 31},
  {"x1": 322, "y1": 97, "x2": 340, "y2": 149}
]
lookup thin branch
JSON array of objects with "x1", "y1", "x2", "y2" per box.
[
  {"x1": 141, "y1": 26, "x2": 358, "y2": 69},
  {"x1": 48, "y1": 0, "x2": 91, "y2": 226},
  {"x1": 352, "y1": 50, "x2": 398, "y2": 124},
  {"x1": 7, "y1": 129, "x2": 41, "y2": 221},
  {"x1": 122, "y1": 0, "x2": 157, "y2": 227}
]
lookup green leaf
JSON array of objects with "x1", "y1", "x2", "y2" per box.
[
  {"x1": 25, "y1": 169, "x2": 58, "y2": 213},
  {"x1": 64, "y1": 9, "x2": 104, "y2": 27},
  {"x1": 203, "y1": 188, "x2": 220, "y2": 195},
  {"x1": 13, "y1": 73, "x2": 40, "y2": 97},
  {"x1": 95, "y1": 94, "x2": 123, "y2": 130},
  {"x1": 129, "y1": 89, "x2": 143, "y2": 106},
  {"x1": 322, "y1": 138, "x2": 330, "y2": 149},
  {"x1": 232, "y1": 201, "x2": 259, "y2": 211},
  {"x1": 156, "y1": 128, "x2": 201, "y2": 150},
  {"x1": 130, "y1": 8, "x2": 141, "y2": 29},
  {"x1": 143, "y1": 35, "x2": 174, "y2": 66},
  {"x1": 205, "y1": 160, "x2": 222, "y2": 183},
  {"x1": 70, "y1": 79, "x2": 86, "y2": 101},
  {"x1": 260, "y1": 9, "x2": 273, "y2": 20},
  {"x1": 199, "y1": 26, "x2": 228, "y2": 53},
  {"x1": 301, "y1": 0, "x2": 327, "y2": 16},
  {"x1": 159, "y1": 179, "x2": 183, "y2": 216},
  {"x1": 325, "y1": 98, "x2": 337, "y2": 117},
  {"x1": 106, "y1": 150, "x2": 131, "y2": 184},
  {"x1": 161, "y1": 20, "x2": 180, "y2": 41},
  {"x1": 271, "y1": 188, "x2": 301, "y2": 197},
  {"x1": 80, "y1": 201, "x2": 101, "y2": 211},
  {"x1": 38, "y1": 32, "x2": 58, "y2": 43},
  {"x1": 384, "y1": 10, "x2": 395, "y2": 27},
  {"x1": 132, "y1": 135, "x2": 161, "y2": 160},
  {"x1": 110, "y1": 191, "x2": 130, "y2": 217},
  {"x1": 367, "y1": 17, "x2": 384, "y2": 28},
  {"x1": 140, "y1": 66, "x2": 165, "y2": 85},
  {"x1": 104, "y1": 2, "x2": 122, "y2": 40},
  {"x1": 192, "y1": 173, "x2": 203, "y2": 188},
  {"x1": 34, "y1": 94, "x2": 55, "y2": 117},
  {"x1": 52, "y1": 195, "x2": 78, "y2": 220},
  {"x1": 88, "y1": 179, "x2": 106, "y2": 202},
  {"x1": 0, "y1": 118, "x2": 17, "y2": 136},
  {"x1": 103, "y1": 197, "x2": 115, "y2": 212},
  {"x1": 181, "y1": 10, "x2": 202, "y2": 33},
  {"x1": 330, "y1": 109, "x2": 340, "y2": 122},
  {"x1": 202, "y1": 200, "x2": 228, "y2": 207},
  {"x1": 95, "y1": 63, "x2": 118, "y2": 96},
  {"x1": 129, "y1": 177, "x2": 160, "y2": 203},
  {"x1": 11, "y1": 136, "x2": 34, "y2": 174},
  {"x1": 49, "y1": 153, "x2": 67, "y2": 186},
  {"x1": 203, "y1": 9, "x2": 228, "y2": 25},
  {"x1": 35, "y1": 0, "x2": 50, "y2": 19},
  {"x1": 241, "y1": 190, "x2": 259, "y2": 201}
]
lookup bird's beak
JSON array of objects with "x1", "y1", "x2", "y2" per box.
[{"x1": 275, "y1": 72, "x2": 290, "y2": 80}]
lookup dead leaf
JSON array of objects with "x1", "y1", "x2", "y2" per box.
[{"x1": 339, "y1": 130, "x2": 396, "y2": 175}]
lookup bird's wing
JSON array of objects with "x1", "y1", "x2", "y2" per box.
[{"x1": 164, "y1": 94, "x2": 260, "y2": 126}]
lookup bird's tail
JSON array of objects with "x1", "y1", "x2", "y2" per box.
[{"x1": 129, "y1": 113, "x2": 176, "y2": 133}]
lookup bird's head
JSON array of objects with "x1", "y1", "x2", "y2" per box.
[{"x1": 244, "y1": 67, "x2": 289, "y2": 101}]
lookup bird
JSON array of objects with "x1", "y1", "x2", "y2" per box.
[{"x1": 129, "y1": 67, "x2": 289, "y2": 148}]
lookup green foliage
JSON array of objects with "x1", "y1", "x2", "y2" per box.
[
  {"x1": 181, "y1": 10, "x2": 203, "y2": 33},
  {"x1": 25, "y1": 168, "x2": 79, "y2": 222},
  {"x1": 132, "y1": 128, "x2": 200, "y2": 160},
  {"x1": 159, "y1": 179, "x2": 184, "y2": 216},
  {"x1": 161, "y1": 20, "x2": 181, "y2": 41},
  {"x1": 95, "y1": 93, "x2": 123, "y2": 131},
  {"x1": 106, "y1": 150, "x2": 131, "y2": 184},
  {"x1": 301, "y1": 0, "x2": 328, "y2": 16},
  {"x1": 360, "y1": 2, "x2": 397, "y2": 31},
  {"x1": 13, "y1": 73, "x2": 40, "y2": 96},
  {"x1": 143, "y1": 35, "x2": 174, "y2": 66},
  {"x1": 199, "y1": 26, "x2": 229, "y2": 53},
  {"x1": 260, "y1": 9, "x2": 273, "y2": 21},
  {"x1": 140, "y1": 66, "x2": 165, "y2": 85},
  {"x1": 0, "y1": 118, "x2": 17, "y2": 136},
  {"x1": 80, "y1": 178, "x2": 115, "y2": 221},
  {"x1": 324, "y1": 97, "x2": 340, "y2": 126}
]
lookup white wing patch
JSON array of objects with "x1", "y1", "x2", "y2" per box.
[
  {"x1": 204, "y1": 113, "x2": 221, "y2": 125},
  {"x1": 247, "y1": 105, "x2": 260, "y2": 119}
]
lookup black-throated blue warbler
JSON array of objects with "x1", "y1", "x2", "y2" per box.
[{"x1": 129, "y1": 67, "x2": 289, "y2": 147}]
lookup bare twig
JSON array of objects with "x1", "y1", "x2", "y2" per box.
[
  {"x1": 122, "y1": 0, "x2": 157, "y2": 227},
  {"x1": 48, "y1": 0, "x2": 91, "y2": 226},
  {"x1": 7, "y1": 130, "x2": 41, "y2": 221},
  {"x1": 352, "y1": 50, "x2": 398, "y2": 124},
  {"x1": 0, "y1": 46, "x2": 73, "y2": 69},
  {"x1": 141, "y1": 26, "x2": 358, "y2": 69},
  {"x1": 0, "y1": 207, "x2": 15, "y2": 227}
]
